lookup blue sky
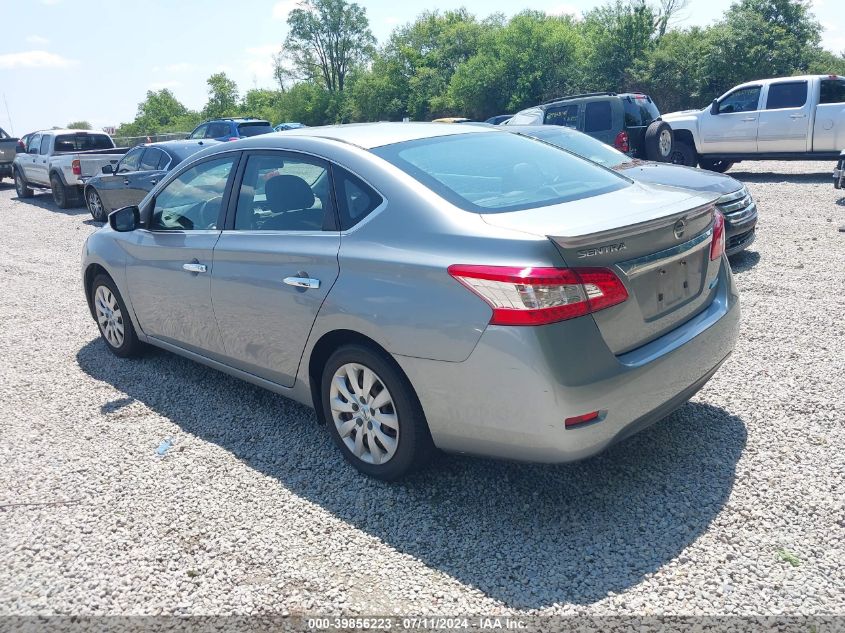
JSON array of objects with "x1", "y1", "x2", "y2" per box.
[{"x1": 1, "y1": 0, "x2": 843, "y2": 135}]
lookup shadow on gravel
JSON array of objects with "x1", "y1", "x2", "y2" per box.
[
  {"x1": 77, "y1": 338, "x2": 746, "y2": 609},
  {"x1": 729, "y1": 249, "x2": 760, "y2": 274},
  {"x1": 9, "y1": 192, "x2": 89, "y2": 216},
  {"x1": 729, "y1": 169, "x2": 831, "y2": 185},
  {"x1": 836, "y1": 196, "x2": 845, "y2": 207}
]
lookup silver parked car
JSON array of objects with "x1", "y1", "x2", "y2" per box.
[{"x1": 82, "y1": 123, "x2": 740, "y2": 480}]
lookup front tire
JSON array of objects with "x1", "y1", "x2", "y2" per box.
[
  {"x1": 644, "y1": 121, "x2": 674, "y2": 162},
  {"x1": 86, "y1": 188, "x2": 107, "y2": 221},
  {"x1": 669, "y1": 140, "x2": 697, "y2": 167},
  {"x1": 699, "y1": 158, "x2": 734, "y2": 173},
  {"x1": 14, "y1": 170, "x2": 33, "y2": 198},
  {"x1": 321, "y1": 344, "x2": 433, "y2": 480},
  {"x1": 91, "y1": 274, "x2": 143, "y2": 358}
]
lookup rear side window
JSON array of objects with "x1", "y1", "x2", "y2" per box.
[
  {"x1": 544, "y1": 104, "x2": 578, "y2": 128},
  {"x1": 140, "y1": 148, "x2": 163, "y2": 171},
  {"x1": 623, "y1": 96, "x2": 660, "y2": 127},
  {"x1": 333, "y1": 167, "x2": 383, "y2": 230},
  {"x1": 820, "y1": 79, "x2": 845, "y2": 104},
  {"x1": 584, "y1": 101, "x2": 612, "y2": 133},
  {"x1": 237, "y1": 122, "x2": 273, "y2": 137},
  {"x1": 371, "y1": 132, "x2": 628, "y2": 214},
  {"x1": 54, "y1": 134, "x2": 112, "y2": 151},
  {"x1": 506, "y1": 110, "x2": 542, "y2": 125},
  {"x1": 766, "y1": 81, "x2": 808, "y2": 109},
  {"x1": 206, "y1": 122, "x2": 231, "y2": 138},
  {"x1": 39, "y1": 136, "x2": 50, "y2": 155}
]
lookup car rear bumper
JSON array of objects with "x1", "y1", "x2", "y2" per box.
[{"x1": 396, "y1": 262, "x2": 740, "y2": 463}]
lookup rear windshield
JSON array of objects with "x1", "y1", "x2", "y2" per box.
[
  {"x1": 371, "y1": 132, "x2": 628, "y2": 214},
  {"x1": 237, "y1": 122, "x2": 273, "y2": 137},
  {"x1": 526, "y1": 128, "x2": 628, "y2": 168},
  {"x1": 54, "y1": 134, "x2": 113, "y2": 152},
  {"x1": 623, "y1": 96, "x2": 660, "y2": 127}
]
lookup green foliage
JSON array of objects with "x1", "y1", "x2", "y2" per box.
[
  {"x1": 67, "y1": 121, "x2": 92, "y2": 130},
  {"x1": 283, "y1": 0, "x2": 375, "y2": 92},
  {"x1": 203, "y1": 72, "x2": 240, "y2": 119}
]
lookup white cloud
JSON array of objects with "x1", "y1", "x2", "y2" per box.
[
  {"x1": 26, "y1": 35, "x2": 50, "y2": 45},
  {"x1": 149, "y1": 80, "x2": 181, "y2": 90},
  {"x1": 384, "y1": 16, "x2": 400, "y2": 26},
  {"x1": 246, "y1": 44, "x2": 280, "y2": 57},
  {"x1": 546, "y1": 4, "x2": 580, "y2": 18},
  {"x1": 164, "y1": 62, "x2": 194, "y2": 73},
  {"x1": 272, "y1": 0, "x2": 299, "y2": 21},
  {"x1": 0, "y1": 50, "x2": 77, "y2": 69}
]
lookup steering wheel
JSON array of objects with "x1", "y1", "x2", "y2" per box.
[{"x1": 197, "y1": 196, "x2": 223, "y2": 229}]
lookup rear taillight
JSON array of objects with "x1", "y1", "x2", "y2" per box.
[
  {"x1": 710, "y1": 211, "x2": 725, "y2": 260},
  {"x1": 71, "y1": 159, "x2": 81, "y2": 176},
  {"x1": 447, "y1": 265, "x2": 628, "y2": 326},
  {"x1": 227, "y1": 137, "x2": 239, "y2": 142},
  {"x1": 614, "y1": 130, "x2": 630, "y2": 153}
]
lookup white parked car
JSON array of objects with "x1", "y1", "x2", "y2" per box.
[
  {"x1": 662, "y1": 75, "x2": 845, "y2": 172},
  {"x1": 13, "y1": 129, "x2": 127, "y2": 208}
]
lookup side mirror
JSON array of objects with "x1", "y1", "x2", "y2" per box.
[
  {"x1": 109, "y1": 205, "x2": 140, "y2": 232},
  {"x1": 710, "y1": 99, "x2": 719, "y2": 115},
  {"x1": 101, "y1": 164, "x2": 114, "y2": 174}
]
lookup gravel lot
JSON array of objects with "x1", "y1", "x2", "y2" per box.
[{"x1": 0, "y1": 162, "x2": 843, "y2": 620}]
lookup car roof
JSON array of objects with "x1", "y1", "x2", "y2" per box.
[
  {"x1": 142, "y1": 139, "x2": 220, "y2": 159},
  {"x1": 265, "y1": 122, "x2": 495, "y2": 149},
  {"x1": 33, "y1": 129, "x2": 110, "y2": 135}
]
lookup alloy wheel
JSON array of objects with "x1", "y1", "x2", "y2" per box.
[
  {"x1": 94, "y1": 285, "x2": 125, "y2": 348},
  {"x1": 659, "y1": 129, "x2": 672, "y2": 157},
  {"x1": 88, "y1": 190, "x2": 105, "y2": 221},
  {"x1": 15, "y1": 173, "x2": 25, "y2": 196},
  {"x1": 329, "y1": 363, "x2": 399, "y2": 465}
]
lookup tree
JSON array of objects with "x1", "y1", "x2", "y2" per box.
[
  {"x1": 67, "y1": 120, "x2": 92, "y2": 130},
  {"x1": 284, "y1": 0, "x2": 375, "y2": 92},
  {"x1": 204, "y1": 72, "x2": 240, "y2": 119}
]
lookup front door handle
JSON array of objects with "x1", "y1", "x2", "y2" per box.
[
  {"x1": 150, "y1": 179, "x2": 158, "y2": 185},
  {"x1": 124, "y1": 179, "x2": 130, "y2": 186},
  {"x1": 182, "y1": 262, "x2": 207, "y2": 274},
  {"x1": 789, "y1": 114, "x2": 807, "y2": 119},
  {"x1": 283, "y1": 276, "x2": 320, "y2": 289},
  {"x1": 742, "y1": 117, "x2": 757, "y2": 122}
]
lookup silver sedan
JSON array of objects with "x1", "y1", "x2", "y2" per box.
[{"x1": 82, "y1": 123, "x2": 740, "y2": 480}]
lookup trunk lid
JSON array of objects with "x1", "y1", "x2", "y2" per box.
[{"x1": 480, "y1": 182, "x2": 723, "y2": 354}]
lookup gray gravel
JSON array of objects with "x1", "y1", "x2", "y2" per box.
[{"x1": 0, "y1": 162, "x2": 843, "y2": 618}]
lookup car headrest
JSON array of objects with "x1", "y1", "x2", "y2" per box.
[{"x1": 265, "y1": 175, "x2": 315, "y2": 212}]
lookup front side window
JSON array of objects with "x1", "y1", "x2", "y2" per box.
[
  {"x1": 333, "y1": 167, "x2": 383, "y2": 230},
  {"x1": 151, "y1": 157, "x2": 235, "y2": 230},
  {"x1": 718, "y1": 87, "x2": 761, "y2": 114},
  {"x1": 584, "y1": 101, "x2": 613, "y2": 133},
  {"x1": 544, "y1": 104, "x2": 579, "y2": 128},
  {"x1": 820, "y1": 79, "x2": 845, "y2": 104},
  {"x1": 766, "y1": 81, "x2": 808, "y2": 109},
  {"x1": 371, "y1": 132, "x2": 629, "y2": 214},
  {"x1": 117, "y1": 148, "x2": 143, "y2": 173},
  {"x1": 188, "y1": 124, "x2": 207, "y2": 140},
  {"x1": 28, "y1": 134, "x2": 41, "y2": 153},
  {"x1": 233, "y1": 153, "x2": 333, "y2": 231}
]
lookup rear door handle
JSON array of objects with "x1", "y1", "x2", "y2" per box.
[
  {"x1": 182, "y1": 262, "x2": 207, "y2": 274},
  {"x1": 283, "y1": 276, "x2": 320, "y2": 289},
  {"x1": 742, "y1": 117, "x2": 757, "y2": 122}
]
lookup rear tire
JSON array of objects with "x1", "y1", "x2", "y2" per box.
[
  {"x1": 14, "y1": 169, "x2": 33, "y2": 198},
  {"x1": 644, "y1": 121, "x2": 674, "y2": 162},
  {"x1": 321, "y1": 344, "x2": 433, "y2": 480},
  {"x1": 669, "y1": 140, "x2": 697, "y2": 167},
  {"x1": 86, "y1": 188, "x2": 107, "y2": 222},
  {"x1": 50, "y1": 173, "x2": 74, "y2": 209},
  {"x1": 699, "y1": 158, "x2": 733, "y2": 173},
  {"x1": 90, "y1": 274, "x2": 143, "y2": 358}
]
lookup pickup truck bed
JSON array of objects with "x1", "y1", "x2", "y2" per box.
[{"x1": 0, "y1": 127, "x2": 19, "y2": 180}]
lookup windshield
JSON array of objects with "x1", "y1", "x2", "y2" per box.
[
  {"x1": 237, "y1": 122, "x2": 273, "y2": 137},
  {"x1": 54, "y1": 134, "x2": 113, "y2": 151},
  {"x1": 523, "y1": 128, "x2": 628, "y2": 168},
  {"x1": 371, "y1": 132, "x2": 629, "y2": 214}
]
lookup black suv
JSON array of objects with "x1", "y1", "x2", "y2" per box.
[
  {"x1": 187, "y1": 117, "x2": 273, "y2": 142},
  {"x1": 506, "y1": 92, "x2": 675, "y2": 162}
]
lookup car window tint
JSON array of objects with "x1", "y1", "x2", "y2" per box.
[
  {"x1": 233, "y1": 154, "x2": 332, "y2": 231},
  {"x1": 237, "y1": 122, "x2": 273, "y2": 137},
  {"x1": 819, "y1": 79, "x2": 845, "y2": 104},
  {"x1": 39, "y1": 135, "x2": 50, "y2": 155},
  {"x1": 139, "y1": 148, "x2": 162, "y2": 171},
  {"x1": 28, "y1": 134, "x2": 41, "y2": 153},
  {"x1": 718, "y1": 87, "x2": 761, "y2": 113},
  {"x1": 117, "y1": 148, "x2": 143, "y2": 173},
  {"x1": 372, "y1": 132, "x2": 628, "y2": 214},
  {"x1": 151, "y1": 157, "x2": 235, "y2": 231},
  {"x1": 544, "y1": 104, "x2": 578, "y2": 128},
  {"x1": 207, "y1": 122, "x2": 231, "y2": 138},
  {"x1": 333, "y1": 167, "x2": 383, "y2": 230},
  {"x1": 623, "y1": 96, "x2": 660, "y2": 126},
  {"x1": 584, "y1": 101, "x2": 612, "y2": 133},
  {"x1": 157, "y1": 150, "x2": 172, "y2": 170},
  {"x1": 765, "y1": 81, "x2": 808, "y2": 109},
  {"x1": 189, "y1": 124, "x2": 207, "y2": 140},
  {"x1": 54, "y1": 134, "x2": 112, "y2": 151}
]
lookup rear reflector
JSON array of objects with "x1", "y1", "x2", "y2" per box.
[
  {"x1": 447, "y1": 265, "x2": 628, "y2": 326},
  {"x1": 71, "y1": 159, "x2": 81, "y2": 176},
  {"x1": 710, "y1": 211, "x2": 725, "y2": 260},
  {"x1": 565, "y1": 411, "x2": 600, "y2": 428}
]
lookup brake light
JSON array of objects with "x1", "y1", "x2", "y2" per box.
[
  {"x1": 447, "y1": 265, "x2": 628, "y2": 326},
  {"x1": 71, "y1": 159, "x2": 81, "y2": 176},
  {"x1": 614, "y1": 130, "x2": 630, "y2": 153},
  {"x1": 710, "y1": 211, "x2": 725, "y2": 260},
  {"x1": 227, "y1": 137, "x2": 239, "y2": 142}
]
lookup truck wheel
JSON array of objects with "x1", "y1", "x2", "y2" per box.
[
  {"x1": 50, "y1": 173, "x2": 75, "y2": 209},
  {"x1": 644, "y1": 121, "x2": 674, "y2": 162},
  {"x1": 699, "y1": 158, "x2": 734, "y2": 174},
  {"x1": 14, "y1": 169, "x2": 33, "y2": 199},
  {"x1": 669, "y1": 140, "x2": 697, "y2": 167}
]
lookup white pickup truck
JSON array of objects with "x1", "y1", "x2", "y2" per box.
[
  {"x1": 13, "y1": 129, "x2": 128, "y2": 208},
  {"x1": 663, "y1": 75, "x2": 845, "y2": 172}
]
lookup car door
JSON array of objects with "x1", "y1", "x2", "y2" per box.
[
  {"x1": 103, "y1": 147, "x2": 143, "y2": 210},
  {"x1": 123, "y1": 153, "x2": 239, "y2": 358},
  {"x1": 700, "y1": 85, "x2": 762, "y2": 154},
  {"x1": 21, "y1": 133, "x2": 41, "y2": 181},
  {"x1": 32, "y1": 134, "x2": 52, "y2": 185},
  {"x1": 121, "y1": 147, "x2": 168, "y2": 207},
  {"x1": 757, "y1": 80, "x2": 811, "y2": 153},
  {"x1": 813, "y1": 77, "x2": 845, "y2": 152},
  {"x1": 210, "y1": 150, "x2": 341, "y2": 387}
]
